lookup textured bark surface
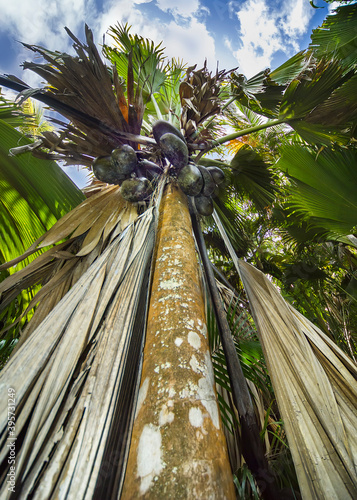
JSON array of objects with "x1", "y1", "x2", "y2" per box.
[{"x1": 121, "y1": 183, "x2": 235, "y2": 499}]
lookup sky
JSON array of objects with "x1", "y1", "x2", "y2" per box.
[{"x1": 0, "y1": 0, "x2": 339, "y2": 187}]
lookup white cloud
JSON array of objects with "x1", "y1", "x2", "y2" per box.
[
  {"x1": 96, "y1": 0, "x2": 217, "y2": 68},
  {"x1": 0, "y1": 0, "x2": 96, "y2": 51},
  {"x1": 228, "y1": 0, "x2": 314, "y2": 77},
  {"x1": 156, "y1": 0, "x2": 201, "y2": 18},
  {"x1": 281, "y1": 0, "x2": 313, "y2": 44},
  {"x1": 0, "y1": 0, "x2": 99, "y2": 85},
  {"x1": 95, "y1": 0, "x2": 156, "y2": 45},
  {"x1": 231, "y1": 0, "x2": 282, "y2": 76},
  {"x1": 160, "y1": 19, "x2": 217, "y2": 67},
  {"x1": 0, "y1": 0, "x2": 217, "y2": 83},
  {"x1": 328, "y1": 2, "x2": 341, "y2": 14}
]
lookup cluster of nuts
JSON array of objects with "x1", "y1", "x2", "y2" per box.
[{"x1": 91, "y1": 120, "x2": 225, "y2": 215}]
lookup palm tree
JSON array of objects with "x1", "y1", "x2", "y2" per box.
[{"x1": 0, "y1": 3, "x2": 357, "y2": 497}]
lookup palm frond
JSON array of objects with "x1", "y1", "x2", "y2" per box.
[
  {"x1": 309, "y1": 3, "x2": 357, "y2": 70},
  {"x1": 144, "y1": 59, "x2": 186, "y2": 130},
  {"x1": 229, "y1": 145, "x2": 277, "y2": 211},
  {"x1": 0, "y1": 102, "x2": 85, "y2": 355},
  {"x1": 0, "y1": 206, "x2": 156, "y2": 499},
  {"x1": 305, "y1": 72, "x2": 357, "y2": 127},
  {"x1": 23, "y1": 25, "x2": 128, "y2": 133},
  {"x1": 0, "y1": 119, "x2": 84, "y2": 266},
  {"x1": 0, "y1": 186, "x2": 140, "y2": 346},
  {"x1": 289, "y1": 120, "x2": 350, "y2": 146},
  {"x1": 276, "y1": 145, "x2": 357, "y2": 237},
  {"x1": 230, "y1": 51, "x2": 309, "y2": 119},
  {"x1": 279, "y1": 58, "x2": 349, "y2": 120},
  {"x1": 213, "y1": 210, "x2": 357, "y2": 499},
  {"x1": 211, "y1": 196, "x2": 251, "y2": 257},
  {"x1": 269, "y1": 51, "x2": 310, "y2": 86},
  {"x1": 103, "y1": 23, "x2": 167, "y2": 105}
]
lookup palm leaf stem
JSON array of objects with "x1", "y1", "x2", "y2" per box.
[
  {"x1": 212, "y1": 264, "x2": 240, "y2": 297},
  {"x1": 190, "y1": 207, "x2": 280, "y2": 500},
  {"x1": 150, "y1": 94, "x2": 164, "y2": 121},
  {"x1": 0, "y1": 76, "x2": 156, "y2": 148},
  {"x1": 201, "y1": 96, "x2": 238, "y2": 131},
  {"x1": 195, "y1": 118, "x2": 285, "y2": 159}
]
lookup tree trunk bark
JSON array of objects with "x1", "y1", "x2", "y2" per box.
[{"x1": 121, "y1": 183, "x2": 235, "y2": 499}]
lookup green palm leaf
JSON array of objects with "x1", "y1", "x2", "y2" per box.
[
  {"x1": 229, "y1": 145, "x2": 277, "y2": 211},
  {"x1": 269, "y1": 51, "x2": 310, "y2": 85},
  {"x1": 103, "y1": 23, "x2": 167, "y2": 104},
  {"x1": 0, "y1": 115, "x2": 84, "y2": 266},
  {"x1": 276, "y1": 145, "x2": 357, "y2": 236},
  {"x1": 305, "y1": 72, "x2": 357, "y2": 127},
  {"x1": 279, "y1": 59, "x2": 348, "y2": 120},
  {"x1": 231, "y1": 51, "x2": 309, "y2": 119},
  {"x1": 289, "y1": 120, "x2": 350, "y2": 146},
  {"x1": 144, "y1": 61, "x2": 185, "y2": 129},
  {"x1": 0, "y1": 100, "x2": 85, "y2": 363},
  {"x1": 309, "y1": 3, "x2": 357, "y2": 70}
]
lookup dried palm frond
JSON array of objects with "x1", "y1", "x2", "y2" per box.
[
  {"x1": 3, "y1": 24, "x2": 160, "y2": 169},
  {"x1": 0, "y1": 204, "x2": 157, "y2": 499},
  {"x1": 180, "y1": 61, "x2": 231, "y2": 141},
  {"x1": 214, "y1": 210, "x2": 357, "y2": 499},
  {"x1": 0, "y1": 185, "x2": 141, "y2": 345}
]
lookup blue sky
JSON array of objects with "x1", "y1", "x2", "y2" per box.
[
  {"x1": 0, "y1": 0, "x2": 337, "y2": 79},
  {"x1": 0, "y1": 0, "x2": 339, "y2": 186}
]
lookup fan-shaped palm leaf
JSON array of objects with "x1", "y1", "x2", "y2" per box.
[
  {"x1": 279, "y1": 59, "x2": 349, "y2": 120},
  {"x1": 229, "y1": 145, "x2": 277, "y2": 211},
  {"x1": 0, "y1": 99, "x2": 85, "y2": 361},
  {"x1": 0, "y1": 185, "x2": 140, "y2": 345},
  {"x1": 305, "y1": 72, "x2": 357, "y2": 127},
  {"x1": 309, "y1": 3, "x2": 357, "y2": 70},
  {"x1": 103, "y1": 23, "x2": 167, "y2": 105},
  {"x1": 276, "y1": 145, "x2": 357, "y2": 237},
  {"x1": 230, "y1": 51, "x2": 309, "y2": 119},
  {"x1": 0, "y1": 105, "x2": 84, "y2": 266}
]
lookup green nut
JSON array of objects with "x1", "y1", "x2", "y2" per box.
[
  {"x1": 111, "y1": 144, "x2": 138, "y2": 175},
  {"x1": 207, "y1": 166, "x2": 225, "y2": 185},
  {"x1": 92, "y1": 156, "x2": 126, "y2": 184},
  {"x1": 194, "y1": 194, "x2": 214, "y2": 216},
  {"x1": 159, "y1": 132, "x2": 189, "y2": 170},
  {"x1": 178, "y1": 163, "x2": 203, "y2": 196},
  {"x1": 120, "y1": 177, "x2": 152, "y2": 202}
]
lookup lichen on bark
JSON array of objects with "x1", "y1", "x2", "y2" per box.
[{"x1": 121, "y1": 183, "x2": 235, "y2": 499}]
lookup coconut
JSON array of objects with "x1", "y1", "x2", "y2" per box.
[
  {"x1": 138, "y1": 159, "x2": 163, "y2": 179},
  {"x1": 207, "y1": 166, "x2": 225, "y2": 185},
  {"x1": 111, "y1": 144, "x2": 137, "y2": 175},
  {"x1": 152, "y1": 120, "x2": 186, "y2": 144},
  {"x1": 159, "y1": 133, "x2": 189, "y2": 170},
  {"x1": 92, "y1": 156, "x2": 126, "y2": 184},
  {"x1": 177, "y1": 164, "x2": 203, "y2": 196},
  {"x1": 194, "y1": 195, "x2": 214, "y2": 216},
  {"x1": 197, "y1": 165, "x2": 216, "y2": 196},
  {"x1": 120, "y1": 177, "x2": 152, "y2": 202}
]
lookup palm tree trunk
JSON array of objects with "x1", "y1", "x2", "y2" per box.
[{"x1": 121, "y1": 183, "x2": 235, "y2": 498}]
